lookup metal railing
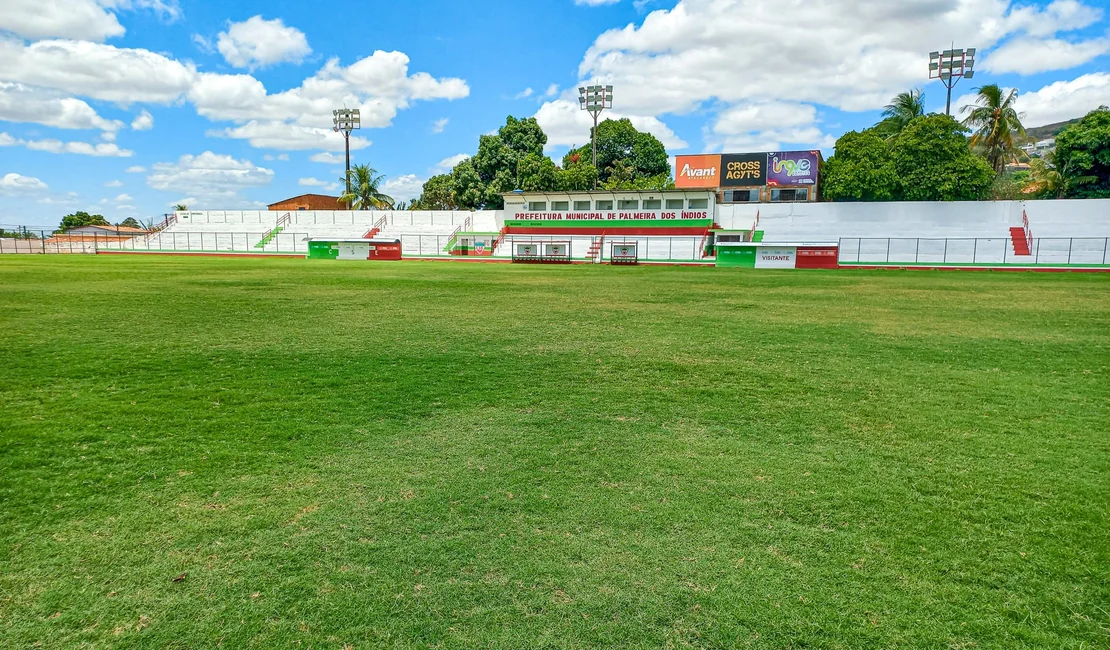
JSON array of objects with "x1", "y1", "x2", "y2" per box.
[{"x1": 839, "y1": 237, "x2": 1110, "y2": 266}]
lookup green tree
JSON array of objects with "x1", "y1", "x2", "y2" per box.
[
  {"x1": 1052, "y1": 106, "x2": 1110, "y2": 198},
  {"x1": 173, "y1": 204, "x2": 189, "y2": 211},
  {"x1": 58, "y1": 211, "x2": 109, "y2": 232},
  {"x1": 564, "y1": 118, "x2": 669, "y2": 186},
  {"x1": 1024, "y1": 156, "x2": 1066, "y2": 198},
  {"x1": 555, "y1": 154, "x2": 599, "y2": 192},
  {"x1": 821, "y1": 130, "x2": 900, "y2": 201},
  {"x1": 411, "y1": 174, "x2": 457, "y2": 210},
  {"x1": 118, "y1": 217, "x2": 142, "y2": 229},
  {"x1": 340, "y1": 164, "x2": 395, "y2": 209},
  {"x1": 961, "y1": 84, "x2": 1026, "y2": 174},
  {"x1": 517, "y1": 153, "x2": 558, "y2": 192},
  {"x1": 891, "y1": 114, "x2": 995, "y2": 201},
  {"x1": 874, "y1": 89, "x2": 925, "y2": 139}
]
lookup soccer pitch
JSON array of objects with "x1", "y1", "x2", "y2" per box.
[{"x1": 1, "y1": 256, "x2": 1107, "y2": 649}]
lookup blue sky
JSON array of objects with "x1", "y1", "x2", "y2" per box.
[{"x1": 2, "y1": 0, "x2": 1109, "y2": 229}]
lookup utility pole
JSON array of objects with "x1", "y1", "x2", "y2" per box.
[
  {"x1": 333, "y1": 108, "x2": 361, "y2": 209},
  {"x1": 578, "y1": 84, "x2": 613, "y2": 188},
  {"x1": 929, "y1": 45, "x2": 976, "y2": 116}
]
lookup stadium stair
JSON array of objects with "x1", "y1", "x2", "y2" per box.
[
  {"x1": 254, "y1": 226, "x2": 283, "y2": 248},
  {"x1": 586, "y1": 235, "x2": 604, "y2": 263},
  {"x1": 1009, "y1": 227, "x2": 1031, "y2": 255}
]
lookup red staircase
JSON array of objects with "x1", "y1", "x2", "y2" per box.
[
  {"x1": 364, "y1": 214, "x2": 388, "y2": 239},
  {"x1": 1010, "y1": 210, "x2": 1033, "y2": 256},
  {"x1": 1009, "y1": 227, "x2": 1031, "y2": 255},
  {"x1": 586, "y1": 235, "x2": 605, "y2": 263}
]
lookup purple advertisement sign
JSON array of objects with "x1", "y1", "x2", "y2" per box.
[{"x1": 766, "y1": 151, "x2": 819, "y2": 186}]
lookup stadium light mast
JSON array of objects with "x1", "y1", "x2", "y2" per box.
[
  {"x1": 332, "y1": 108, "x2": 361, "y2": 208},
  {"x1": 929, "y1": 46, "x2": 976, "y2": 116},
  {"x1": 578, "y1": 84, "x2": 613, "y2": 188}
]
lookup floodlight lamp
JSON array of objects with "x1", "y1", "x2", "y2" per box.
[
  {"x1": 930, "y1": 51, "x2": 940, "y2": 59},
  {"x1": 965, "y1": 48, "x2": 976, "y2": 56},
  {"x1": 964, "y1": 71, "x2": 975, "y2": 79}
]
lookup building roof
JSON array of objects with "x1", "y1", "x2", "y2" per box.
[
  {"x1": 268, "y1": 193, "x2": 343, "y2": 207},
  {"x1": 67, "y1": 224, "x2": 148, "y2": 234}
]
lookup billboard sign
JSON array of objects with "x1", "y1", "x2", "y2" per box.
[
  {"x1": 767, "y1": 151, "x2": 819, "y2": 186},
  {"x1": 674, "y1": 154, "x2": 722, "y2": 188},
  {"x1": 721, "y1": 153, "x2": 766, "y2": 186}
]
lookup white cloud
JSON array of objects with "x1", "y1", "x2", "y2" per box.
[
  {"x1": 0, "y1": 172, "x2": 48, "y2": 195},
  {"x1": 0, "y1": 82, "x2": 124, "y2": 132},
  {"x1": 381, "y1": 174, "x2": 425, "y2": 202},
  {"x1": 206, "y1": 120, "x2": 371, "y2": 151},
  {"x1": 0, "y1": 132, "x2": 133, "y2": 156},
  {"x1": 105, "y1": 179, "x2": 124, "y2": 187},
  {"x1": 1011, "y1": 73, "x2": 1110, "y2": 125},
  {"x1": 576, "y1": 0, "x2": 621, "y2": 5},
  {"x1": 713, "y1": 102, "x2": 818, "y2": 135},
  {"x1": 297, "y1": 177, "x2": 338, "y2": 189},
  {"x1": 432, "y1": 117, "x2": 449, "y2": 133},
  {"x1": 310, "y1": 152, "x2": 346, "y2": 164},
  {"x1": 263, "y1": 153, "x2": 290, "y2": 161},
  {"x1": 131, "y1": 109, "x2": 154, "y2": 130},
  {"x1": 126, "y1": 165, "x2": 146, "y2": 173},
  {"x1": 216, "y1": 16, "x2": 312, "y2": 70},
  {"x1": 113, "y1": 193, "x2": 133, "y2": 202},
  {"x1": 433, "y1": 153, "x2": 470, "y2": 173},
  {"x1": 544, "y1": 84, "x2": 559, "y2": 98},
  {"x1": 0, "y1": 0, "x2": 125, "y2": 42},
  {"x1": 1002, "y1": 0, "x2": 1103, "y2": 38},
  {"x1": 565, "y1": 0, "x2": 1106, "y2": 153},
  {"x1": 983, "y1": 34, "x2": 1110, "y2": 74},
  {"x1": 0, "y1": 39, "x2": 197, "y2": 105},
  {"x1": 147, "y1": 151, "x2": 274, "y2": 203},
  {"x1": 515, "y1": 87, "x2": 535, "y2": 99}
]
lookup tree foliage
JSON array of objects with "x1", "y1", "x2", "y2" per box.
[
  {"x1": 961, "y1": 84, "x2": 1026, "y2": 174},
  {"x1": 59, "y1": 211, "x2": 109, "y2": 232},
  {"x1": 411, "y1": 116, "x2": 672, "y2": 210},
  {"x1": 340, "y1": 164, "x2": 394, "y2": 209},
  {"x1": 821, "y1": 130, "x2": 899, "y2": 201},
  {"x1": 118, "y1": 217, "x2": 142, "y2": 229},
  {"x1": 564, "y1": 118, "x2": 670, "y2": 186},
  {"x1": 1053, "y1": 106, "x2": 1110, "y2": 199},
  {"x1": 892, "y1": 114, "x2": 995, "y2": 201},
  {"x1": 823, "y1": 116, "x2": 994, "y2": 202},
  {"x1": 874, "y1": 89, "x2": 925, "y2": 139}
]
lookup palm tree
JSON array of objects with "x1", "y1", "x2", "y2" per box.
[
  {"x1": 173, "y1": 203, "x2": 189, "y2": 211},
  {"x1": 1025, "y1": 157, "x2": 1065, "y2": 198},
  {"x1": 962, "y1": 84, "x2": 1026, "y2": 174},
  {"x1": 877, "y1": 89, "x2": 925, "y2": 138},
  {"x1": 339, "y1": 164, "x2": 394, "y2": 210}
]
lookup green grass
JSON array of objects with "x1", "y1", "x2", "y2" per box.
[{"x1": 1, "y1": 256, "x2": 1107, "y2": 649}]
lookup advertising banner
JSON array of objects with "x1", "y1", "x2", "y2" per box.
[
  {"x1": 767, "y1": 151, "x2": 819, "y2": 186},
  {"x1": 721, "y1": 153, "x2": 766, "y2": 186},
  {"x1": 754, "y1": 246, "x2": 797, "y2": 269},
  {"x1": 511, "y1": 210, "x2": 710, "y2": 221},
  {"x1": 674, "y1": 154, "x2": 722, "y2": 189}
]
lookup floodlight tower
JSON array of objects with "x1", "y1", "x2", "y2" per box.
[
  {"x1": 578, "y1": 84, "x2": 613, "y2": 185},
  {"x1": 332, "y1": 108, "x2": 361, "y2": 207},
  {"x1": 929, "y1": 46, "x2": 976, "y2": 116}
]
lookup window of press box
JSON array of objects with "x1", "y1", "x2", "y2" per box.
[
  {"x1": 643, "y1": 199, "x2": 662, "y2": 209},
  {"x1": 550, "y1": 201, "x2": 569, "y2": 211},
  {"x1": 528, "y1": 201, "x2": 547, "y2": 211},
  {"x1": 595, "y1": 200, "x2": 614, "y2": 210},
  {"x1": 665, "y1": 199, "x2": 684, "y2": 209},
  {"x1": 688, "y1": 198, "x2": 709, "y2": 209},
  {"x1": 728, "y1": 189, "x2": 760, "y2": 203},
  {"x1": 717, "y1": 235, "x2": 745, "y2": 242},
  {"x1": 771, "y1": 189, "x2": 809, "y2": 202},
  {"x1": 618, "y1": 199, "x2": 639, "y2": 210},
  {"x1": 573, "y1": 201, "x2": 591, "y2": 211}
]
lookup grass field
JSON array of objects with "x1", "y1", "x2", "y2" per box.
[{"x1": 1, "y1": 256, "x2": 1108, "y2": 649}]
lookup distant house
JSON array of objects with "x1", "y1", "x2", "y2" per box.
[
  {"x1": 269, "y1": 194, "x2": 348, "y2": 211},
  {"x1": 48, "y1": 223, "x2": 149, "y2": 248}
]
